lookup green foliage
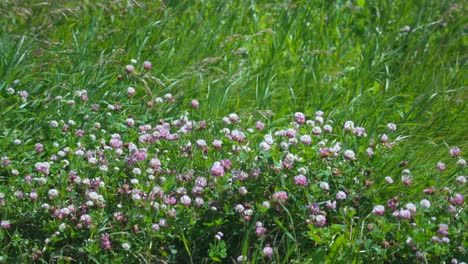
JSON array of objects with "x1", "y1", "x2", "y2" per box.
[{"x1": 0, "y1": 0, "x2": 466, "y2": 263}]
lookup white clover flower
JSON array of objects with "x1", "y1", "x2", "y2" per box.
[
  {"x1": 58, "y1": 223, "x2": 66, "y2": 231},
  {"x1": 48, "y1": 189, "x2": 59, "y2": 198},
  {"x1": 87, "y1": 192, "x2": 99, "y2": 201},
  {"x1": 180, "y1": 195, "x2": 191, "y2": 206},
  {"x1": 235, "y1": 204, "x2": 245, "y2": 213},
  {"x1": 420, "y1": 199, "x2": 431, "y2": 209},
  {"x1": 244, "y1": 209, "x2": 254, "y2": 216},
  {"x1": 336, "y1": 191, "x2": 347, "y2": 200},
  {"x1": 372, "y1": 205, "x2": 385, "y2": 216},
  {"x1": 343, "y1": 150, "x2": 356, "y2": 160},
  {"x1": 319, "y1": 182, "x2": 330, "y2": 191},
  {"x1": 122, "y1": 242, "x2": 131, "y2": 250},
  {"x1": 387, "y1": 123, "x2": 397, "y2": 131},
  {"x1": 456, "y1": 176, "x2": 466, "y2": 185}
]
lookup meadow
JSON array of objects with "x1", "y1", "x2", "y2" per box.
[{"x1": 0, "y1": 0, "x2": 466, "y2": 263}]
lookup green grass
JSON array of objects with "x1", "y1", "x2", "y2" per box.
[
  {"x1": 2, "y1": 0, "x2": 465, "y2": 140},
  {"x1": 0, "y1": 0, "x2": 466, "y2": 263}
]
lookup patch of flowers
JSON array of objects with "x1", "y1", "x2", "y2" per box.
[{"x1": 0, "y1": 61, "x2": 466, "y2": 263}]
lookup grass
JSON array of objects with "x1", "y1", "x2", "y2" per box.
[{"x1": 0, "y1": 0, "x2": 466, "y2": 263}]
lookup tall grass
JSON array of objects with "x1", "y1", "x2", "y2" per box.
[{"x1": 0, "y1": 0, "x2": 466, "y2": 262}]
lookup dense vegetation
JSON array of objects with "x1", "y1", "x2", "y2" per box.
[{"x1": 0, "y1": 0, "x2": 466, "y2": 263}]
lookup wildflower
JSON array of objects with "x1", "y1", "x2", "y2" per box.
[
  {"x1": 323, "y1": 125, "x2": 333, "y2": 133},
  {"x1": 449, "y1": 147, "x2": 461, "y2": 158},
  {"x1": 326, "y1": 200, "x2": 337, "y2": 210},
  {"x1": 401, "y1": 175, "x2": 412, "y2": 186},
  {"x1": 132, "y1": 193, "x2": 141, "y2": 201},
  {"x1": 87, "y1": 192, "x2": 99, "y2": 201},
  {"x1": 315, "y1": 214, "x2": 327, "y2": 227},
  {"x1": 2, "y1": 156, "x2": 11, "y2": 166},
  {"x1": 239, "y1": 186, "x2": 248, "y2": 195},
  {"x1": 300, "y1": 134, "x2": 312, "y2": 145},
  {"x1": 380, "y1": 135, "x2": 390, "y2": 145},
  {"x1": 220, "y1": 159, "x2": 231, "y2": 171},
  {"x1": 243, "y1": 209, "x2": 253, "y2": 216},
  {"x1": 127, "y1": 87, "x2": 136, "y2": 97},
  {"x1": 274, "y1": 191, "x2": 288, "y2": 202},
  {"x1": 406, "y1": 203, "x2": 417, "y2": 215},
  {"x1": 263, "y1": 246, "x2": 274, "y2": 258},
  {"x1": 385, "y1": 176, "x2": 393, "y2": 184},
  {"x1": 263, "y1": 134, "x2": 274, "y2": 145},
  {"x1": 80, "y1": 214, "x2": 92, "y2": 227},
  {"x1": 14, "y1": 190, "x2": 23, "y2": 199},
  {"x1": 235, "y1": 204, "x2": 245, "y2": 213},
  {"x1": 387, "y1": 198, "x2": 398, "y2": 210},
  {"x1": 0, "y1": 220, "x2": 11, "y2": 229},
  {"x1": 319, "y1": 181, "x2": 330, "y2": 190},
  {"x1": 125, "y1": 65, "x2": 135, "y2": 74},
  {"x1": 387, "y1": 123, "x2": 397, "y2": 131},
  {"x1": 372, "y1": 205, "x2": 385, "y2": 216},
  {"x1": 29, "y1": 191, "x2": 38, "y2": 201},
  {"x1": 343, "y1": 150, "x2": 356, "y2": 160},
  {"x1": 195, "y1": 197, "x2": 204, "y2": 207},
  {"x1": 315, "y1": 115, "x2": 324, "y2": 125},
  {"x1": 211, "y1": 162, "x2": 225, "y2": 177},
  {"x1": 212, "y1": 139, "x2": 222, "y2": 149},
  {"x1": 294, "y1": 112, "x2": 306, "y2": 124},
  {"x1": 255, "y1": 226, "x2": 267, "y2": 237},
  {"x1": 457, "y1": 159, "x2": 466, "y2": 167},
  {"x1": 449, "y1": 193, "x2": 464, "y2": 206},
  {"x1": 259, "y1": 142, "x2": 270, "y2": 151},
  {"x1": 456, "y1": 176, "x2": 466, "y2": 185},
  {"x1": 190, "y1": 100, "x2": 199, "y2": 109},
  {"x1": 353, "y1": 127, "x2": 367, "y2": 137},
  {"x1": 48, "y1": 189, "x2": 59, "y2": 199},
  {"x1": 344, "y1": 121, "x2": 354, "y2": 132},
  {"x1": 149, "y1": 157, "x2": 161, "y2": 169},
  {"x1": 122, "y1": 242, "x2": 131, "y2": 250},
  {"x1": 436, "y1": 162, "x2": 446, "y2": 171},
  {"x1": 237, "y1": 256, "x2": 246, "y2": 263},
  {"x1": 125, "y1": 118, "x2": 135, "y2": 127},
  {"x1": 420, "y1": 199, "x2": 431, "y2": 209},
  {"x1": 100, "y1": 234, "x2": 112, "y2": 250},
  {"x1": 294, "y1": 174, "x2": 307, "y2": 186},
  {"x1": 230, "y1": 130, "x2": 246, "y2": 142},
  {"x1": 35, "y1": 143, "x2": 44, "y2": 152},
  {"x1": 336, "y1": 191, "x2": 347, "y2": 200},
  {"x1": 364, "y1": 146, "x2": 374, "y2": 157},
  {"x1": 312, "y1": 126, "x2": 322, "y2": 135},
  {"x1": 438, "y1": 223, "x2": 449, "y2": 236},
  {"x1": 18, "y1": 90, "x2": 28, "y2": 101},
  {"x1": 180, "y1": 195, "x2": 191, "y2": 206},
  {"x1": 446, "y1": 205, "x2": 457, "y2": 214},
  {"x1": 398, "y1": 209, "x2": 412, "y2": 219},
  {"x1": 255, "y1": 121, "x2": 265, "y2": 130},
  {"x1": 228, "y1": 113, "x2": 239, "y2": 123},
  {"x1": 262, "y1": 201, "x2": 270, "y2": 209},
  {"x1": 143, "y1": 61, "x2": 152, "y2": 70},
  {"x1": 431, "y1": 236, "x2": 441, "y2": 243}
]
